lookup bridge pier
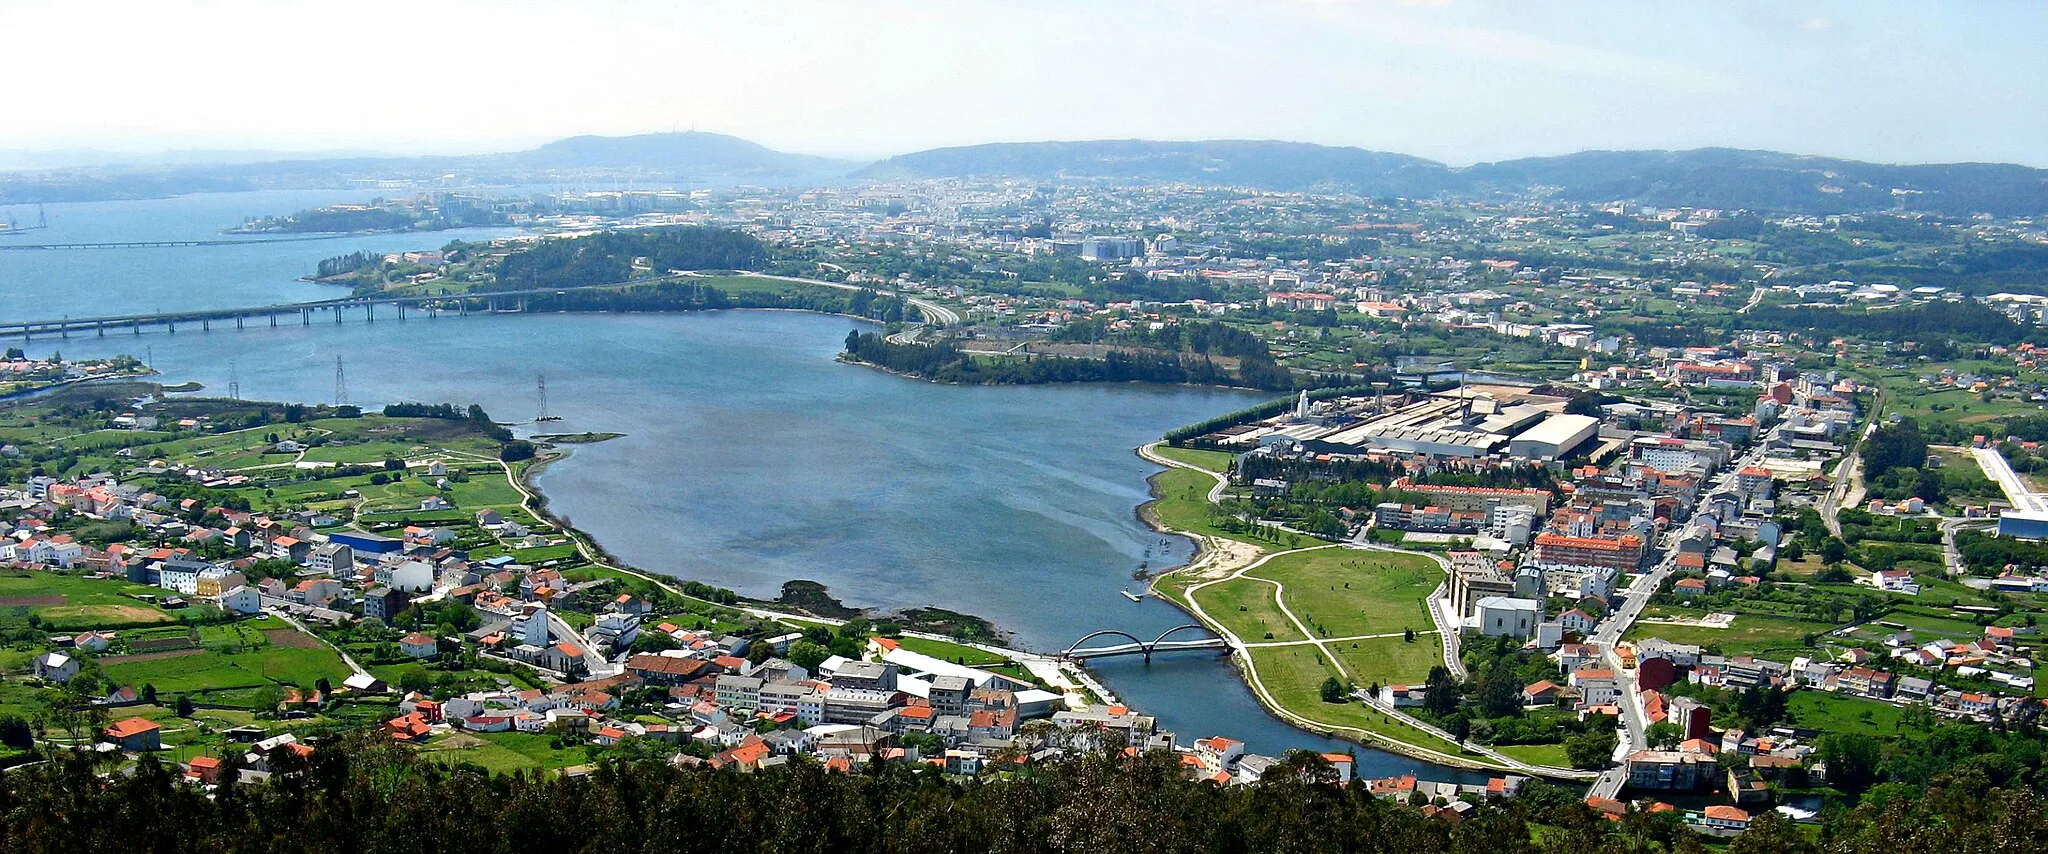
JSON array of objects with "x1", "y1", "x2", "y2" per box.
[
  {"x1": 166, "y1": 319, "x2": 175, "y2": 335},
  {"x1": 132, "y1": 321, "x2": 140, "y2": 336},
  {"x1": 59, "y1": 325, "x2": 67, "y2": 340},
  {"x1": 269, "y1": 314, "x2": 277, "y2": 328},
  {"x1": 96, "y1": 321, "x2": 104, "y2": 338},
  {"x1": 235, "y1": 315, "x2": 243, "y2": 330},
  {"x1": 365, "y1": 304, "x2": 374, "y2": 323},
  {"x1": 201, "y1": 318, "x2": 209, "y2": 332}
]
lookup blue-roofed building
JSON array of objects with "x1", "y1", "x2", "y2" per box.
[
  {"x1": 1999, "y1": 511, "x2": 2048, "y2": 541},
  {"x1": 326, "y1": 531, "x2": 403, "y2": 555}
]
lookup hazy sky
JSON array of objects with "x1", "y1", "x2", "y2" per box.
[{"x1": 4, "y1": 0, "x2": 2044, "y2": 165}]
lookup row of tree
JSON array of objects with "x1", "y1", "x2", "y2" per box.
[{"x1": 4, "y1": 734, "x2": 2043, "y2": 853}]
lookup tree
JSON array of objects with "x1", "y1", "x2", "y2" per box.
[
  {"x1": 1912, "y1": 468, "x2": 1945, "y2": 504},
  {"x1": 1646, "y1": 721, "x2": 1684, "y2": 750},
  {"x1": 786, "y1": 640, "x2": 830, "y2": 672},
  {"x1": 500, "y1": 440, "x2": 536, "y2": 462},
  {"x1": 1319, "y1": 677, "x2": 1346, "y2": 704},
  {"x1": 1477, "y1": 661, "x2": 1523, "y2": 719},
  {"x1": 1819, "y1": 732, "x2": 1882, "y2": 793},
  {"x1": 175, "y1": 695, "x2": 195, "y2": 718},
  {"x1": 1820, "y1": 537, "x2": 1849, "y2": 565},
  {"x1": 0, "y1": 714, "x2": 31, "y2": 749},
  {"x1": 140, "y1": 684, "x2": 157, "y2": 706},
  {"x1": 1565, "y1": 729, "x2": 1618, "y2": 769},
  {"x1": 1403, "y1": 627, "x2": 1416, "y2": 643},
  {"x1": 1422, "y1": 665, "x2": 1461, "y2": 717}
]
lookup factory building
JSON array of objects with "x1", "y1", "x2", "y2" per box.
[{"x1": 1507, "y1": 414, "x2": 1599, "y2": 461}]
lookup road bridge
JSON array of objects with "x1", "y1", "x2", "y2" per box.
[
  {"x1": 0, "y1": 279, "x2": 678, "y2": 342},
  {"x1": 0, "y1": 234, "x2": 360, "y2": 251}
]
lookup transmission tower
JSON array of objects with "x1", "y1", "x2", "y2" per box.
[
  {"x1": 536, "y1": 373, "x2": 550, "y2": 421},
  {"x1": 334, "y1": 356, "x2": 349, "y2": 407},
  {"x1": 227, "y1": 361, "x2": 240, "y2": 401}
]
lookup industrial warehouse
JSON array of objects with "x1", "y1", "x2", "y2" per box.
[{"x1": 1208, "y1": 388, "x2": 1605, "y2": 463}]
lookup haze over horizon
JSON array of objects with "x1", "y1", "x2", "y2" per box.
[{"x1": 3, "y1": 0, "x2": 2045, "y2": 169}]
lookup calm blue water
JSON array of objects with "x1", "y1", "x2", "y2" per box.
[
  {"x1": 0, "y1": 189, "x2": 516, "y2": 321},
  {"x1": 10, "y1": 192, "x2": 1479, "y2": 782}
]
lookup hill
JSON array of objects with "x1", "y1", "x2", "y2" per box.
[
  {"x1": 860, "y1": 139, "x2": 1452, "y2": 196},
  {"x1": 497, "y1": 131, "x2": 852, "y2": 175},
  {"x1": 0, "y1": 132, "x2": 855, "y2": 204},
  {"x1": 864, "y1": 139, "x2": 2048, "y2": 216}
]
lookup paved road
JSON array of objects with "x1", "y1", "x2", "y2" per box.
[
  {"x1": 1583, "y1": 446, "x2": 1765, "y2": 800},
  {"x1": 739, "y1": 272, "x2": 960, "y2": 326}
]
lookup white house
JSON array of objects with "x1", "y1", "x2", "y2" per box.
[
  {"x1": 1476, "y1": 596, "x2": 1540, "y2": 638},
  {"x1": 213, "y1": 585, "x2": 261, "y2": 615},
  {"x1": 34, "y1": 652, "x2": 79, "y2": 683},
  {"x1": 399, "y1": 632, "x2": 439, "y2": 660}
]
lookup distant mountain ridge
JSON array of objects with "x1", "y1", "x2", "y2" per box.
[
  {"x1": 5, "y1": 131, "x2": 2047, "y2": 215},
  {"x1": 865, "y1": 139, "x2": 2048, "y2": 216},
  {"x1": 0, "y1": 132, "x2": 857, "y2": 204}
]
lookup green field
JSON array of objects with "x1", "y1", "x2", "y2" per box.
[
  {"x1": 1332, "y1": 635, "x2": 1442, "y2": 689},
  {"x1": 1246, "y1": 646, "x2": 1493, "y2": 763},
  {"x1": 892, "y1": 635, "x2": 1012, "y2": 668},
  {"x1": 0, "y1": 571, "x2": 181, "y2": 629},
  {"x1": 99, "y1": 626, "x2": 352, "y2": 705},
  {"x1": 1146, "y1": 467, "x2": 1314, "y2": 550},
  {"x1": 1153, "y1": 446, "x2": 1234, "y2": 473},
  {"x1": 1625, "y1": 612, "x2": 1835, "y2": 657},
  {"x1": 1245, "y1": 548, "x2": 1440, "y2": 639},
  {"x1": 1493, "y1": 742, "x2": 1572, "y2": 768},
  {"x1": 1194, "y1": 577, "x2": 1306, "y2": 643},
  {"x1": 422, "y1": 731, "x2": 584, "y2": 773},
  {"x1": 1785, "y1": 690, "x2": 1908, "y2": 738}
]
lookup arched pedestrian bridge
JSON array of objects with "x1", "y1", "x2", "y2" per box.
[{"x1": 1061, "y1": 625, "x2": 1229, "y2": 662}]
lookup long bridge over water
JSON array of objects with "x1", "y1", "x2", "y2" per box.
[
  {"x1": 0, "y1": 280, "x2": 670, "y2": 342},
  {"x1": 0, "y1": 234, "x2": 363, "y2": 251}
]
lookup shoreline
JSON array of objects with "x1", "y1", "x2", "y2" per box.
[{"x1": 1127, "y1": 443, "x2": 1524, "y2": 775}]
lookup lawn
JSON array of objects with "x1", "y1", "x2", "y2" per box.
[
  {"x1": 422, "y1": 731, "x2": 583, "y2": 774},
  {"x1": 1331, "y1": 635, "x2": 1442, "y2": 689},
  {"x1": 1153, "y1": 446, "x2": 1234, "y2": 474},
  {"x1": 1494, "y1": 742, "x2": 1572, "y2": 768},
  {"x1": 1785, "y1": 690, "x2": 1907, "y2": 739},
  {"x1": 1247, "y1": 548, "x2": 1440, "y2": 639},
  {"x1": 1192, "y1": 577, "x2": 1306, "y2": 643},
  {"x1": 1626, "y1": 612, "x2": 1835, "y2": 657},
  {"x1": 1246, "y1": 646, "x2": 1492, "y2": 762},
  {"x1": 892, "y1": 635, "x2": 1012, "y2": 668},
  {"x1": 1145, "y1": 467, "x2": 1314, "y2": 550},
  {"x1": 0, "y1": 571, "x2": 178, "y2": 628},
  {"x1": 101, "y1": 645, "x2": 351, "y2": 703}
]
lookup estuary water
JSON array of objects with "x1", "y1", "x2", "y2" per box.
[{"x1": 7, "y1": 192, "x2": 1479, "y2": 781}]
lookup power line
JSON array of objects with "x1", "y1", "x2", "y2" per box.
[
  {"x1": 227, "y1": 361, "x2": 240, "y2": 401},
  {"x1": 334, "y1": 356, "x2": 349, "y2": 407},
  {"x1": 536, "y1": 373, "x2": 550, "y2": 421}
]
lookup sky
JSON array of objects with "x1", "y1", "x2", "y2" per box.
[{"x1": 2, "y1": 0, "x2": 2044, "y2": 166}]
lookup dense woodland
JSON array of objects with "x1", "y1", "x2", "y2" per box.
[
  {"x1": 843, "y1": 331, "x2": 1306, "y2": 391},
  {"x1": 494, "y1": 227, "x2": 769, "y2": 290},
  {"x1": 1, "y1": 738, "x2": 2045, "y2": 854}
]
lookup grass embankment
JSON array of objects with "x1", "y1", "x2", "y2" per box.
[
  {"x1": 1247, "y1": 645, "x2": 1496, "y2": 763},
  {"x1": 1151, "y1": 446, "x2": 1234, "y2": 473},
  {"x1": 1146, "y1": 467, "x2": 1315, "y2": 550}
]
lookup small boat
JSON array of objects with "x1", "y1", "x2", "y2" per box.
[{"x1": 1120, "y1": 589, "x2": 1143, "y2": 602}]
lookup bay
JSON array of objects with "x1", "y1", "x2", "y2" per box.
[{"x1": 14, "y1": 192, "x2": 1482, "y2": 782}]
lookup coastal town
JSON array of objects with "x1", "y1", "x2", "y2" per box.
[{"x1": 2, "y1": 142, "x2": 2048, "y2": 847}]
